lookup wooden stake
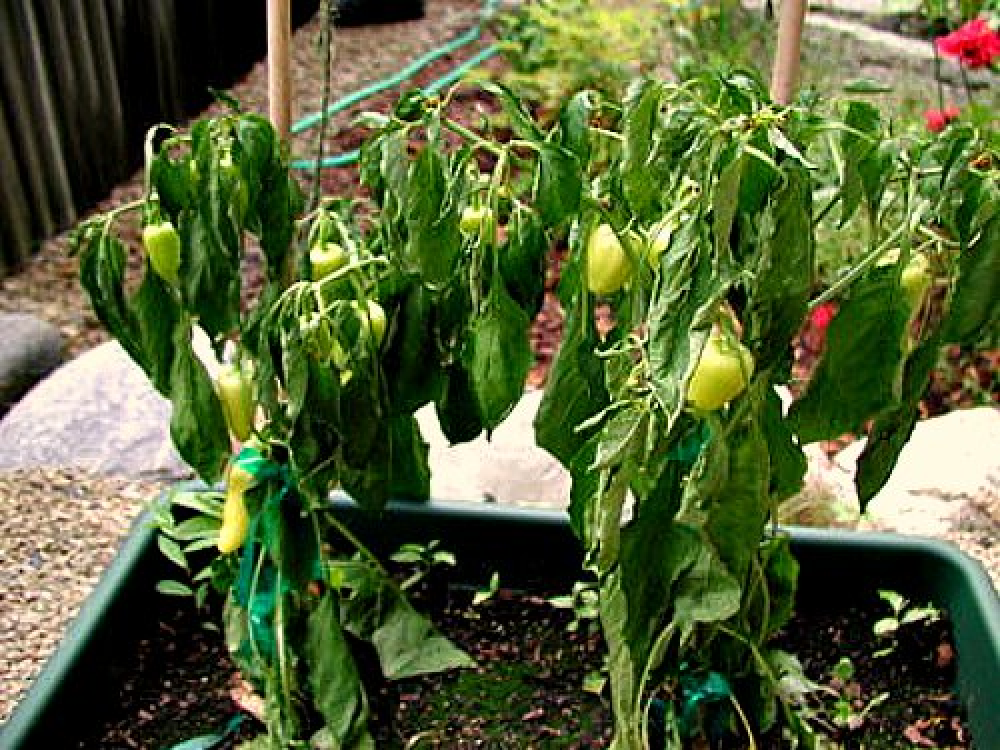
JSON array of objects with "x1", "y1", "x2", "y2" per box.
[
  {"x1": 770, "y1": 0, "x2": 807, "y2": 105},
  {"x1": 267, "y1": 0, "x2": 292, "y2": 136}
]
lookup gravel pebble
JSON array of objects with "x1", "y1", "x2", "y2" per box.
[{"x1": 0, "y1": 468, "x2": 163, "y2": 722}]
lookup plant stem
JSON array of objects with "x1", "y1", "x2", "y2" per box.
[
  {"x1": 808, "y1": 222, "x2": 907, "y2": 309},
  {"x1": 959, "y1": 64, "x2": 973, "y2": 107},
  {"x1": 444, "y1": 118, "x2": 504, "y2": 157},
  {"x1": 310, "y1": 0, "x2": 335, "y2": 214},
  {"x1": 932, "y1": 40, "x2": 946, "y2": 112}
]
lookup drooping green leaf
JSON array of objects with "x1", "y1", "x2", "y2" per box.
[
  {"x1": 172, "y1": 515, "x2": 222, "y2": 540},
  {"x1": 383, "y1": 282, "x2": 443, "y2": 414},
  {"x1": 132, "y1": 267, "x2": 179, "y2": 395},
  {"x1": 621, "y1": 78, "x2": 664, "y2": 218},
  {"x1": 839, "y1": 100, "x2": 883, "y2": 225},
  {"x1": 559, "y1": 89, "x2": 597, "y2": 164},
  {"x1": 704, "y1": 417, "x2": 771, "y2": 583},
  {"x1": 855, "y1": 333, "x2": 941, "y2": 509},
  {"x1": 256, "y1": 170, "x2": 302, "y2": 282},
  {"x1": 944, "y1": 210, "x2": 999, "y2": 346},
  {"x1": 388, "y1": 414, "x2": 431, "y2": 501},
  {"x1": 337, "y1": 563, "x2": 473, "y2": 680},
  {"x1": 760, "y1": 535, "x2": 799, "y2": 637},
  {"x1": 158, "y1": 534, "x2": 189, "y2": 572},
  {"x1": 435, "y1": 363, "x2": 484, "y2": 445},
  {"x1": 405, "y1": 145, "x2": 462, "y2": 285},
  {"x1": 181, "y1": 210, "x2": 240, "y2": 339},
  {"x1": 535, "y1": 307, "x2": 609, "y2": 467},
  {"x1": 673, "y1": 542, "x2": 742, "y2": 628},
  {"x1": 236, "y1": 114, "x2": 276, "y2": 178},
  {"x1": 286, "y1": 347, "x2": 343, "y2": 483},
  {"x1": 646, "y1": 224, "x2": 727, "y2": 432},
  {"x1": 594, "y1": 403, "x2": 650, "y2": 471},
  {"x1": 481, "y1": 81, "x2": 544, "y2": 141},
  {"x1": 500, "y1": 206, "x2": 549, "y2": 317},
  {"x1": 748, "y1": 165, "x2": 814, "y2": 372},
  {"x1": 465, "y1": 281, "x2": 532, "y2": 430},
  {"x1": 157, "y1": 579, "x2": 194, "y2": 597},
  {"x1": 567, "y1": 436, "x2": 601, "y2": 546},
  {"x1": 713, "y1": 153, "x2": 743, "y2": 260},
  {"x1": 535, "y1": 142, "x2": 581, "y2": 227},
  {"x1": 760, "y1": 389, "x2": 806, "y2": 502},
  {"x1": 149, "y1": 149, "x2": 193, "y2": 218},
  {"x1": 341, "y1": 423, "x2": 393, "y2": 513},
  {"x1": 599, "y1": 571, "x2": 643, "y2": 746},
  {"x1": 168, "y1": 322, "x2": 230, "y2": 483},
  {"x1": 260, "y1": 487, "x2": 319, "y2": 589},
  {"x1": 787, "y1": 267, "x2": 909, "y2": 444},
  {"x1": 620, "y1": 509, "x2": 700, "y2": 663},
  {"x1": 78, "y1": 231, "x2": 144, "y2": 366},
  {"x1": 372, "y1": 597, "x2": 475, "y2": 679},
  {"x1": 306, "y1": 592, "x2": 372, "y2": 748}
]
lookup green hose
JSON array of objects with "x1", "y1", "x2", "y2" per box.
[
  {"x1": 292, "y1": 0, "x2": 500, "y2": 135},
  {"x1": 289, "y1": 0, "x2": 501, "y2": 170},
  {"x1": 290, "y1": 42, "x2": 499, "y2": 170},
  {"x1": 291, "y1": 25, "x2": 482, "y2": 136}
]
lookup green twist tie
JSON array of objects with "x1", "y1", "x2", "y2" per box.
[
  {"x1": 678, "y1": 670, "x2": 732, "y2": 739},
  {"x1": 234, "y1": 444, "x2": 294, "y2": 611}
]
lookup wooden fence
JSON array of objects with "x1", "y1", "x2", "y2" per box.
[{"x1": 0, "y1": 0, "x2": 318, "y2": 278}]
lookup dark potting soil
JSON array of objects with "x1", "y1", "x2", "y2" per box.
[{"x1": 75, "y1": 585, "x2": 969, "y2": 749}]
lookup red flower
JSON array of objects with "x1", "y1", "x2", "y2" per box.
[
  {"x1": 924, "y1": 106, "x2": 961, "y2": 133},
  {"x1": 810, "y1": 302, "x2": 837, "y2": 331},
  {"x1": 935, "y1": 18, "x2": 1000, "y2": 69}
]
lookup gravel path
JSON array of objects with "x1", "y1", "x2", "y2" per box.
[{"x1": 0, "y1": 469, "x2": 164, "y2": 721}]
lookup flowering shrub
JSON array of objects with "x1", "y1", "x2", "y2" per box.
[
  {"x1": 935, "y1": 17, "x2": 1000, "y2": 68},
  {"x1": 924, "y1": 104, "x2": 962, "y2": 131}
]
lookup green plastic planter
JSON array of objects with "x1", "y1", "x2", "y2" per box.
[{"x1": 2, "y1": 499, "x2": 998, "y2": 749}]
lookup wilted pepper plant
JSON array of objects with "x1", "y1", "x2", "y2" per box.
[{"x1": 71, "y1": 64, "x2": 997, "y2": 749}]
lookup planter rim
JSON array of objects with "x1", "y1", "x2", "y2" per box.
[{"x1": 2, "y1": 496, "x2": 997, "y2": 749}]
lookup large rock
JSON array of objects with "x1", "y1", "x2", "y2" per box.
[
  {"x1": 415, "y1": 390, "x2": 571, "y2": 508},
  {"x1": 0, "y1": 313, "x2": 64, "y2": 415},
  {"x1": 834, "y1": 407, "x2": 1000, "y2": 534},
  {"x1": 0, "y1": 342, "x2": 190, "y2": 480}
]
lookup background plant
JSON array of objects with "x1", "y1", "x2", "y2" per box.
[{"x1": 492, "y1": 0, "x2": 675, "y2": 118}]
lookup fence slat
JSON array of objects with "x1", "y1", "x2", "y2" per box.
[{"x1": 1, "y1": 0, "x2": 318, "y2": 277}]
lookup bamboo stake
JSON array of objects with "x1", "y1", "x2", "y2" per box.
[
  {"x1": 267, "y1": 0, "x2": 292, "y2": 136},
  {"x1": 770, "y1": 0, "x2": 808, "y2": 105}
]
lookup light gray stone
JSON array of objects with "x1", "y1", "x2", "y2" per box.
[
  {"x1": 416, "y1": 390, "x2": 571, "y2": 508},
  {"x1": 0, "y1": 341, "x2": 191, "y2": 480},
  {"x1": 834, "y1": 407, "x2": 1000, "y2": 534},
  {"x1": 0, "y1": 313, "x2": 64, "y2": 414}
]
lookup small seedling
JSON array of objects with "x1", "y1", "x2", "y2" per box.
[
  {"x1": 390, "y1": 539, "x2": 457, "y2": 591},
  {"x1": 826, "y1": 657, "x2": 889, "y2": 732},
  {"x1": 873, "y1": 589, "x2": 941, "y2": 658},
  {"x1": 548, "y1": 580, "x2": 600, "y2": 634},
  {"x1": 472, "y1": 571, "x2": 501, "y2": 607}
]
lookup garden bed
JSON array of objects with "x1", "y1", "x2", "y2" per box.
[
  {"x1": 75, "y1": 579, "x2": 967, "y2": 749},
  {"x1": 5, "y1": 502, "x2": 998, "y2": 749}
]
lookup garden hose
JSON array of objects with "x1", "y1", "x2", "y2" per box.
[{"x1": 289, "y1": 0, "x2": 501, "y2": 170}]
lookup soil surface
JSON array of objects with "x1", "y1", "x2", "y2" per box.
[{"x1": 76, "y1": 583, "x2": 968, "y2": 749}]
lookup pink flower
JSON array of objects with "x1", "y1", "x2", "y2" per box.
[
  {"x1": 924, "y1": 106, "x2": 961, "y2": 133},
  {"x1": 810, "y1": 302, "x2": 837, "y2": 331},
  {"x1": 935, "y1": 19, "x2": 1000, "y2": 69}
]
